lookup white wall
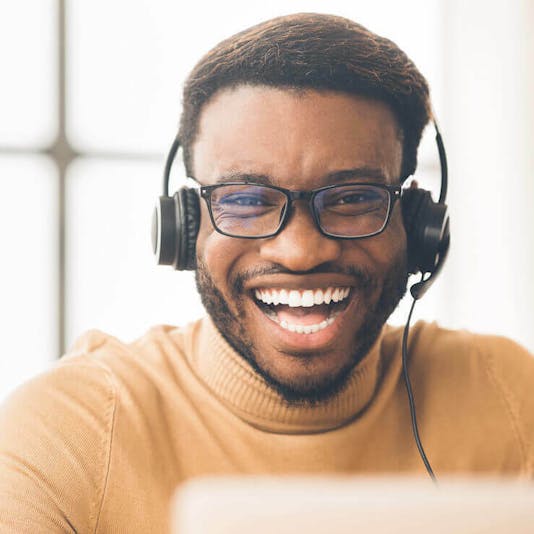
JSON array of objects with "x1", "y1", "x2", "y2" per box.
[{"x1": 440, "y1": 0, "x2": 534, "y2": 348}]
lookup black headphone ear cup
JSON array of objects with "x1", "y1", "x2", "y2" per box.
[
  {"x1": 402, "y1": 188, "x2": 449, "y2": 275},
  {"x1": 174, "y1": 187, "x2": 200, "y2": 270},
  {"x1": 152, "y1": 196, "x2": 177, "y2": 266},
  {"x1": 402, "y1": 188, "x2": 427, "y2": 274}
]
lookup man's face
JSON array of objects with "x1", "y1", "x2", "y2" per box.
[{"x1": 193, "y1": 86, "x2": 408, "y2": 402}]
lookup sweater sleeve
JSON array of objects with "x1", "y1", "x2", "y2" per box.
[
  {"x1": 0, "y1": 358, "x2": 116, "y2": 533},
  {"x1": 479, "y1": 334, "x2": 534, "y2": 477}
]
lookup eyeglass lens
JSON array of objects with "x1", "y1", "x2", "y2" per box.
[
  {"x1": 209, "y1": 183, "x2": 391, "y2": 238},
  {"x1": 314, "y1": 184, "x2": 390, "y2": 237}
]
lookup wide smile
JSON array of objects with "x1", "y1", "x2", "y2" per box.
[{"x1": 253, "y1": 286, "x2": 352, "y2": 334}]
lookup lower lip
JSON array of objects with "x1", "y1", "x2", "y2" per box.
[{"x1": 250, "y1": 298, "x2": 356, "y2": 352}]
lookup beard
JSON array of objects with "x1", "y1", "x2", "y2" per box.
[{"x1": 195, "y1": 254, "x2": 408, "y2": 405}]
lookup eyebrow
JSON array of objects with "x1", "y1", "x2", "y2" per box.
[
  {"x1": 324, "y1": 168, "x2": 388, "y2": 184},
  {"x1": 216, "y1": 172, "x2": 272, "y2": 185},
  {"x1": 214, "y1": 167, "x2": 388, "y2": 186}
]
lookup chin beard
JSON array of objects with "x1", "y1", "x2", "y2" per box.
[{"x1": 195, "y1": 256, "x2": 408, "y2": 405}]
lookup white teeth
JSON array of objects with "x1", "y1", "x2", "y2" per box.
[
  {"x1": 255, "y1": 286, "x2": 351, "y2": 308},
  {"x1": 279, "y1": 289, "x2": 289, "y2": 305},
  {"x1": 267, "y1": 311, "x2": 340, "y2": 334},
  {"x1": 313, "y1": 289, "x2": 324, "y2": 305},
  {"x1": 288, "y1": 290, "x2": 301, "y2": 307},
  {"x1": 301, "y1": 290, "x2": 314, "y2": 307},
  {"x1": 324, "y1": 288, "x2": 332, "y2": 305}
]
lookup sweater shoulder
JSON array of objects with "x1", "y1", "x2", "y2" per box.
[
  {"x1": 65, "y1": 322, "x2": 198, "y2": 388},
  {"x1": 408, "y1": 321, "x2": 534, "y2": 380},
  {"x1": 470, "y1": 332, "x2": 534, "y2": 471},
  {"x1": 407, "y1": 321, "x2": 534, "y2": 400},
  {"x1": 0, "y1": 349, "x2": 117, "y2": 532},
  {"x1": 0, "y1": 321, "x2": 200, "y2": 532},
  {"x1": 406, "y1": 322, "x2": 534, "y2": 473}
]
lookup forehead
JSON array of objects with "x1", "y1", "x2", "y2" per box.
[{"x1": 192, "y1": 85, "x2": 403, "y2": 188}]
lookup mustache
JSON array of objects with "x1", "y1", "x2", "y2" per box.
[{"x1": 232, "y1": 262, "x2": 377, "y2": 295}]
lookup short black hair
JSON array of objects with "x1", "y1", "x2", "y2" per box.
[{"x1": 178, "y1": 13, "x2": 431, "y2": 181}]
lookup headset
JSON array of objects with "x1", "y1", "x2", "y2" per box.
[
  {"x1": 152, "y1": 122, "x2": 449, "y2": 287},
  {"x1": 152, "y1": 118, "x2": 450, "y2": 482}
]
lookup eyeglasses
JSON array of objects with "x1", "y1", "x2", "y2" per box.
[{"x1": 199, "y1": 182, "x2": 401, "y2": 239}]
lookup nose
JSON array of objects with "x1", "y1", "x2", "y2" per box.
[{"x1": 258, "y1": 202, "x2": 342, "y2": 271}]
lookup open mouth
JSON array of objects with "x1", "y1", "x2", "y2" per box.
[{"x1": 252, "y1": 287, "x2": 352, "y2": 335}]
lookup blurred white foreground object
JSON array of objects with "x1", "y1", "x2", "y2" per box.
[{"x1": 172, "y1": 476, "x2": 534, "y2": 534}]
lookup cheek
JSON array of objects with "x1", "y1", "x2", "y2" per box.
[
  {"x1": 388, "y1": 210, "x2": 408, "y2": 253},
  {"x1": 358, "y1": 210, "x2": 407, "y2": 270},
  {"x1": 196, "y1": 212, "x2": 249, "y2": 293},
  {"x1": 205, "y1": 235, "x2": 235, "y2": 273},
  {"x1": 197, "y1": 229, "x2": 227, "y2": 279}
]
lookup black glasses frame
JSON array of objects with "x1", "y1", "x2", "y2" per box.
[{"x1": 199, "y1": 181, "x2": 402, "y2": 239}]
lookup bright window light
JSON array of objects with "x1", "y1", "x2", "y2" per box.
[
  {"x1": 67, "y1": 0, "x2": 441, "y2": 155},
  {"x1": 0, "y1": 156, "x2": 58, "y2": 401},
  {"x1": 0, "y1": 0, "x2": 57, "y2": 148},
  {"x1": 65, "y1": 157, "x2": 204, "y2": 346}
]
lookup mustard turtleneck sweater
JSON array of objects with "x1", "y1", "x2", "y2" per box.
[{"x1": 1, "y1": 318, "x2": 533, "y2": 533}]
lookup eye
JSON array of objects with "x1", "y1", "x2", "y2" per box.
[
  {"x1": 335, "y1": 191, "x2": 381, "y2": 205},
  {"x1": 210, "y1": 185, "x2": 285, "y2": 223},
  {"x1": 219, "y1": 193, "x2": 273, "y2": 207},
  {"x1": 317, "y1": 185, "x2": 388, "y2": 217},
  {"x1": 212, "y1": 185, "x2": 284, "y2": 212},
  {"x1": 325, "y1": 188, "x2": 383, "y2": 207}
]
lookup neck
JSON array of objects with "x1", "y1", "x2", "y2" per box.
[{"x1": 187, "y1": 317, "x2": 387, "y2": 434}]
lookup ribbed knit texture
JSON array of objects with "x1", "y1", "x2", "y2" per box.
[
  {"x1": 1, "y1": 318, "x2": 533, "y2": 533},
  {"x1": 190, "y1": 317, "x2": 383, "y2": 433}
]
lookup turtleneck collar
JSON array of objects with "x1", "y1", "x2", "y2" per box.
[{"x1": 187, "y1": 317, "x2": 386, "y2": 434}]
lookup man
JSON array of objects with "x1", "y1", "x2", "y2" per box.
[{"x1": 1, "y1": 13, "x2": 533, "y2": 533}]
